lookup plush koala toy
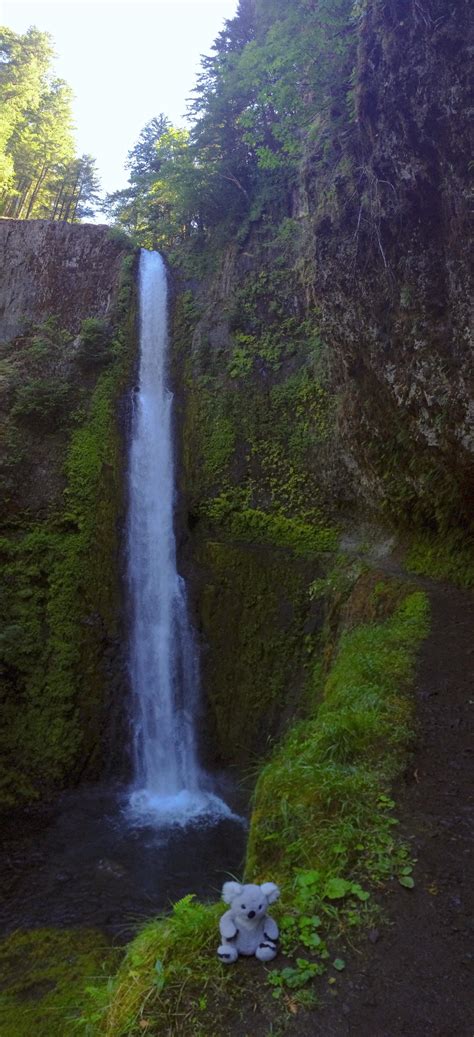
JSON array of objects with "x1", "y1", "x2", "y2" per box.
[{"x1": 217, "y1": 880, "x2": 280, "y2": 964}]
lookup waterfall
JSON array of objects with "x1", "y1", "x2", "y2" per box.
[{"x1": 126, "y1": 250, "x2": 231, "y2": 825}]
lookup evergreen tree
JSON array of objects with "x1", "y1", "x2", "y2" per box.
[{"x1": 0, "y1": 25, "x2": 101, "y2": 222}]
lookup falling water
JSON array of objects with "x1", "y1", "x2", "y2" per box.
[{"x1": 127, "y1": 250, "x2": 231, "y2": 825}]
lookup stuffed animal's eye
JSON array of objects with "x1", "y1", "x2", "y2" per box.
[
  {"x1": 241, "y1": 904, "x2": 246, "y2": 909},
  {"x1": 259, "y1": 904, "x2": 262, "y2": 909}
]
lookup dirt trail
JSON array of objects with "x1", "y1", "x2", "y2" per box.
[
  {"x1": 226, "y1": 571, "x2": 473, "y2": 1037},
  {"x1": 290, "y1": 577, "x2": 474, "y2": 1037}
]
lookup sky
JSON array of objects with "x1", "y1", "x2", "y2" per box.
[{"x1": 2, "y1": 0, "x2": 238, "y2": 197}]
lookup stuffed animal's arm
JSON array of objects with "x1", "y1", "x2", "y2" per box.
[
  {"x1": 263, "y1": 915, "x2": 279, "y2": 940},
  {"x1": 219, "y1": 910, "x2": 238, "y2": 940}
]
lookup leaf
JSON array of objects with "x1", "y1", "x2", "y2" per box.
[
  {"x1": 333, "y1": 958, "x2": 346, "y2": 971},
  {"x1": 302, "y1": 932, "x2": 321, "y2": 948},
  {"x1": 297, "y1": 869, "x2": 321, "y2": 887},
  {"x1": 352, "y1": 884, "x2": 370, "y2": 902},
  {"x1": 398, "y1": 875, "x2": 415, "y2": 889},
  {"x1": 324, "y1": 877, "x2": 351, "y2": 899},
  {"x1": 153, "y1": 959, "x2": 165, "y2": 992}
]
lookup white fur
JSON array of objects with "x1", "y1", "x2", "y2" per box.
[{"x1": 217, "y1": 881, "x2": 280, "y2": 965}]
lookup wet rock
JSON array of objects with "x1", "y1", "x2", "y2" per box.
[{"x1": 96, "y1": 858, "x2": 127, "y2": 879}]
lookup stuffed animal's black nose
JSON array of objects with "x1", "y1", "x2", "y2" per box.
[{"x1": 248, "y1": 910, "x2": 256, "y2": 919}]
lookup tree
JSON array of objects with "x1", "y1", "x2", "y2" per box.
[
  {"x1": 104, "y1": 0, "x2": 357, "y2": 247},
  {"x1": 0, "y1": 26, "x2": 53, "y2": 193},
  {"x1": 0, "y1": 25, "x2": 101, "y2": 222}
]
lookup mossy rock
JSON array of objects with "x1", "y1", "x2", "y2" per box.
[
  {"x1": 195, "y1": 537, "x2": 321, "y2": 766},
  {"x1": 0, "y1": 928, "x2": 120, "y2": 1037}
]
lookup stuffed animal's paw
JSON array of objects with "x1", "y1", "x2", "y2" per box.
[
  {"x1": 217, "y1": 943, "x2": 238, "y2": 964},
  {"x1": 255, "y1": 938, "x2": 278, "y2": 962}
]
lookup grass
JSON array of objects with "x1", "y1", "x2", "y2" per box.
[
  {"x1": 78, "y1": 899, "x2": 227, "y2": 1037},
  {"x1": 247, "y1": 589, "x2": 429, "y2": 887},
  {"x1": 406, "y1": 530, "x2": 474, "y2": 588},
  {"x1": 203, "y1": 495, "x2": 338, "y2": 557},
  {"x1": 78, "y1": 578, "x2": 429, "y2": 1035}
]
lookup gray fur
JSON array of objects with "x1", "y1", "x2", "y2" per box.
[{"x1": 217, "y1": 881, "x2": 280, "y2": 965}]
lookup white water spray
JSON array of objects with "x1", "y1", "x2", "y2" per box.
[{"x1": 127, "y1": 251, "x2": 233, "y2": 825}]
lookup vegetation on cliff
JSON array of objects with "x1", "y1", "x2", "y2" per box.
[
  {"x1": 0, "y1": 248, "x2": 136, "y2": 808},
  {"x1": 108, "y1": 0, "x2": 472, "y2": 558}
]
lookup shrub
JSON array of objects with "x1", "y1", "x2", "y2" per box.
[
  {"x1": 75, "y1": 318, "x2": 115, "y2": 368},
  {"x1": 11, "y1": 378, "x2": 72, "y2": 427}
]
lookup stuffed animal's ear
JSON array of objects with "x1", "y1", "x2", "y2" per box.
[
  {"x1": 260, "y1": 882, "x2": 280, "y2": 904},
  {"x1": 222, "y1": 881, "x2": 243, "y2": 904}
]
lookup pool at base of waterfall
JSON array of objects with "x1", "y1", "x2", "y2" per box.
[
  {"x1": 0, "y1": 779, "x2": 246, "y2": 941},
  {"x1": 126, "y1": 785, "x2": 241, "y2": 827}
]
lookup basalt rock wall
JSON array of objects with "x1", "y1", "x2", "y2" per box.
[
  {"x1": 170, "y1": 0, "x2": 473, "y2": 766},
  {"x1": 0, "y1": 219, "x2": 127, "y2": 342}
]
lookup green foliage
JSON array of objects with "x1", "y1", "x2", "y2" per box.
[
  {"x1": 406, "y1": 531, "x2": 474, "y2": 589},
  {"x1": 0, "y1": 26, "x2": 101, "y2": 220},
  {"x1": 11, "y1": 377, "x2": 73, "y2": 426},
  {"x1": 81, "y1": 898, "x2": 226, "y2": 1037},
  {"x1": 203, "y1": 496, "x2": 338, "y2": 557},
  {"x1": 103, "y1": 0, "x2": 356, "y2": 247},
  {"x1": 0, "y1": 255, "x2": 136, "y2": 807},
  {"x1": 228, "y1": 344, "x2": 253, "y2": 378},
  {"x1": 268, "y1": 958, "x2": 323, "y2": 999},
  {"x1": 75, "y1": 318, "x2": 115, "y2": 369},
  {"x1": 183, "y1": 340, "x2": 334, "y2": 524},
  {"x1": 106, "y1": 225, "x2": 135, "y2": 249},
  {"x1": 246, "y1": 588, "x2": 429, "y2": 889},
  {"x1": 185, "y1": 388, "x2": 236, "y2": 489}
]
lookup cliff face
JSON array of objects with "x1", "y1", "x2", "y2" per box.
[
  {"x1": 0, "y1": 219, "x2": 127, "y2": 341},
  {"x1": 0, "y1": 221, "x2": 136, "y2": 809},
  {"x1": 170, "y1": 0, "x2": 472, "y2": 763},
  {"x1": 0, "y1": 221, "x2": 134, "y2": 519},
  {"x1": 173, "y1": 0, "x2": 473, "y2": 538},
  {"x1": 307, "y1": 0, "x2": 473, "y2": 528}
]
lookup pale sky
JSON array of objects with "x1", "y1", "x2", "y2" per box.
[{"x1": 2, "y1": 0, "x2": 238, "y2": 197}]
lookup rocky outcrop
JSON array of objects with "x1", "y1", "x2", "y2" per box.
[
  {"x1": 0, "y1": 219, "x2": 127, "y2": 342},
  {"x1": 173, "y1": 0, "x2": 473, "y2": 537},
  {"x1": 306, "y1": 0, "x2": 473, "y2": 528}
]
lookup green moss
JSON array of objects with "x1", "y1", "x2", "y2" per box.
[
  {"x1": 203, "y1": 498, "x2": 338, "y2": 556},
  {"x1": 196, "y1": 538, "x2": 318, "y2": 764},
  {"x1": 246, "y1": 588, "x2": 430, "y2": 885},
  {"x1": 406, "y1": 530, "x2": 474, "y2": 588},
  {"x1": 0, "y1": 253, "x2": 137, "y2": 807},
  {"x1": 180, "y1": 314, "x2": 334, "y2": 526},
  {"x1": 184, "y1": 388, "x2": 236, "y2": 491},
  {"x1": 0, "y1": 928, "x2": 118, "y2": 1037}
]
